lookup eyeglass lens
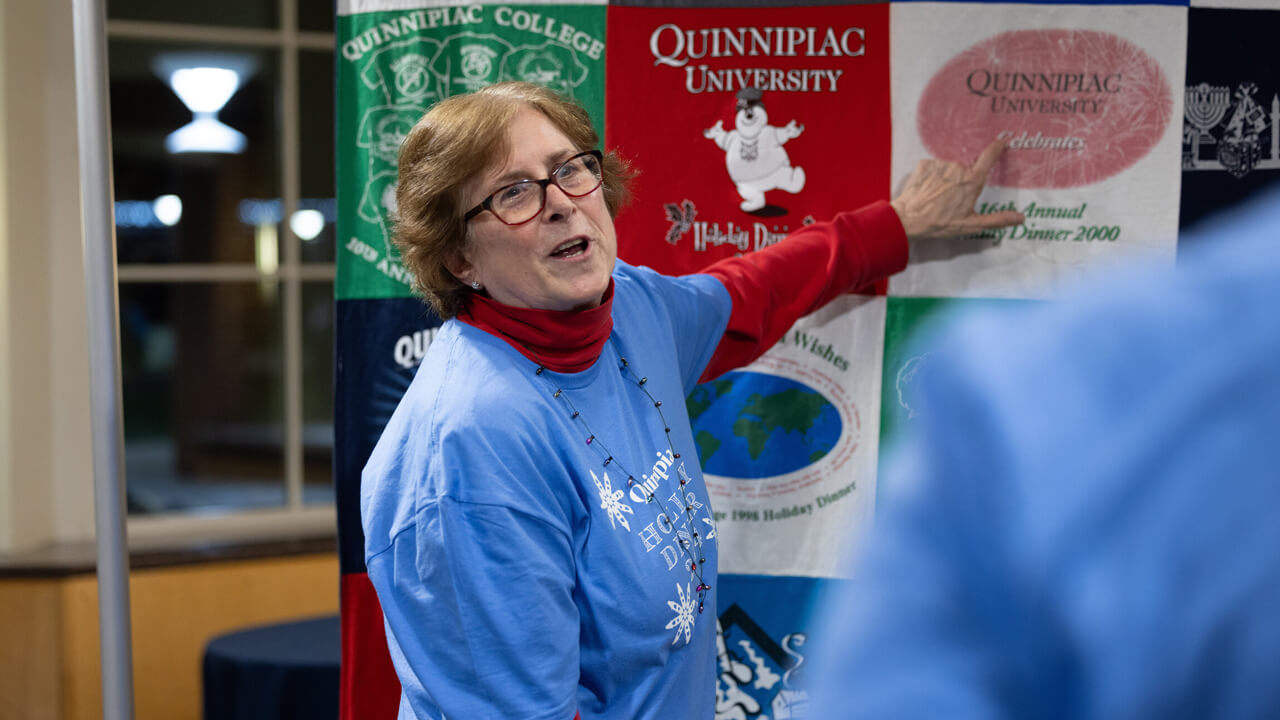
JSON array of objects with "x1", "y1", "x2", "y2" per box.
[{"x1": 491, "y1": 152, "x2": 602, "y2": 224}]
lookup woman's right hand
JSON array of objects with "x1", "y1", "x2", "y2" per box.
[{"x1": 889, "y1": 139, "x2": 1025, "y2": 241}]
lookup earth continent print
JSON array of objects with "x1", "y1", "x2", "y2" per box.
[{"x1": 688, "y1": 371, "x2": 842, "y2": 479}]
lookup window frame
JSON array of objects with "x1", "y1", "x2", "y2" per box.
[{"x1": 110, "y1": 0, "x2": 339, "y2": 543}]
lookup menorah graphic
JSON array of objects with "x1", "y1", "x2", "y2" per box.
[{"x1": 1186, "y1": 83, "x2": 1231, "y2": 144}]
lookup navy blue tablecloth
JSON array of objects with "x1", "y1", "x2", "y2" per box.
[{"x1": 203, "y1": 615, "x2": 340, "y2": 720}]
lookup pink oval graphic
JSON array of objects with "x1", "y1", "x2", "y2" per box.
[{"x1": 917, "y1": 30, "x2": 1172, "y2": 189}]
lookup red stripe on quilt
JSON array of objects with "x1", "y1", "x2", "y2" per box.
[{"x1": 341, "y1": 572, "x2": 402, "y2": 720}]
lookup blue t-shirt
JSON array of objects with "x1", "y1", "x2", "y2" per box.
[
  {"x1": 807, "y1": 193, "x2": 1280, "y2": 719},
  {"x1": 362, "y1": 261, "x2": 733, "y2": 719}
]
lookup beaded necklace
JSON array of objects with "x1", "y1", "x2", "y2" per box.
[{"x1": 518, "y1": 336, "x2": 713, "y2": 614}]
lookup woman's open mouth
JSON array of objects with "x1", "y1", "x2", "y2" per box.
[{"x1": 550, "y1": 238, "x2": 590, "y2": 259}]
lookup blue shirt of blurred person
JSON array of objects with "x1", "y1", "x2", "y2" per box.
[{"x1": 808, "y1": 191, "x2": 1280, "y2": 720}]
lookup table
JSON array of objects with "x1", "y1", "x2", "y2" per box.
[{"x1": 203, "y1": 614, "x2": 340, "y2": 720}]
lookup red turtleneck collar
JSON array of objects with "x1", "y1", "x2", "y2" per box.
[{"x1": 457, "y1": 281, "x2": 614, "y2": 374}]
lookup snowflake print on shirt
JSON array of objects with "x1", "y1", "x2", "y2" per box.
[
  {"x1": 590, "y1": 469, "x2": 634, "y2": 531},
  {"x1": 666, "y1": 582, "x2": 697, "y2": 645}
]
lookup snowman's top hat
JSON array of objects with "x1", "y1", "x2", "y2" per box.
[{"x1": 736, "y1": 87, "x2": 764, "y2": 108}]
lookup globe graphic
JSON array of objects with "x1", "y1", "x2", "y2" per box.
[{"x1": 686, "y1": 371, "x2": 842, "y2": 479}]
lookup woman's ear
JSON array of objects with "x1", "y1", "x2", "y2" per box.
[{"x1": 444, "y1": 248, "x2": 475, "y2": 287}]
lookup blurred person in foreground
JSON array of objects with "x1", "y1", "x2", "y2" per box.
[
  {"x1": 360, "y1": 81, "x2": 1023, "y2": 720},
  {"x1": 808, "y1": 190, "x2": 1280, "y2": 719}
]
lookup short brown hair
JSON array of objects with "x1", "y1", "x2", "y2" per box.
[{"x1": 394, "y1": 82, "x2": 633, "y2": 318}]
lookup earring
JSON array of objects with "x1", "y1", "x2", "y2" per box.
[{"x1": 470, "y1": 280, "x2": 482, "y2": 290}]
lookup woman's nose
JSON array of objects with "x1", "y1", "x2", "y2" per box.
[{"x1": 542, "y1": 182, "x2": 576, "y2": 221}]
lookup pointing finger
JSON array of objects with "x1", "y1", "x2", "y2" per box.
[
  {"x1": 971, "y1": 138, "x2": 1010, "y2": 180},
  {"x1": 964, "y1": 209, "x2": 1025, "y2": 231}
]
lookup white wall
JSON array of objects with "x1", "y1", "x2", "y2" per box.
[{"x1": 0, "y1": 0, "x2": 97, "y2": 552}]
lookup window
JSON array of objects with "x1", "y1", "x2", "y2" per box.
[{"x1": 108, "y1": 0, "x2": 336, "y2": 535}]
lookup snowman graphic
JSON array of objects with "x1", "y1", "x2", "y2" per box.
[{"x1": 704, "y1": 87, "x2": 806, "y2": 213}]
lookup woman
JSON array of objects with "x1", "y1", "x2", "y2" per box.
[{"x1": 361, "y1": 81, "x2": 1022, "y2": 719}]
